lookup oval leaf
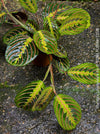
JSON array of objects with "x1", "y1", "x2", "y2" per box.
[
  {"x1": 5, "y1": 35, "x2": 39, "y2": 66},
  {"x1": 15, "y1": 80, "x2": 54, "y2": 111},
  {"x1": 68, "y1": 63, "x2": 100, "y2": 84},
  {"x1": 54, "y1": 57, "x2": 70, "y2": 74},
  {"x1": 58, "y1": 8, "x2": 91, "y2": 35},
  {"x1": 42, "y1": 2, "x2": 72, "y2": 20},
  {"x1": 26, "y1": 19, "x2": 39, "y2": 33},
  {"x1": 33, "y1": 30, "x2": 57, "y2": 54},
  {"x1": 43, "y1": 17, "x2": 60, "y2": 40},
  {"x1": 53, "y1": 45, "x2": 67, "y2": 58},
  {"x1": 19, "y1": 0, "x2": 37, "y2": 13},
  {"x1": 53, "y1": 94, "x2": 81, "y2": 130},
  {"x1": 3, "y1": 27, "x2": 28, "y2": 45}
]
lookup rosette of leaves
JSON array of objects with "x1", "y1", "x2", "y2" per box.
[
  {"x1": 2, "y1": 1, "x2": 91, "y2": 67},
  {"x1": 2, "y1": 0, "x2": 100, "y2": 131}
]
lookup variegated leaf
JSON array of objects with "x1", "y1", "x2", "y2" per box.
[
  {"x1": 3, "y1": 27, "x2": 28, "y2": 45},
  {"x1": 33, "y1": 30, "x2": 57, "y2": 54},
  {"x1": 26, "y1": 19, "x2": 39, "y2": 33},
  {"x1": 53, "y1": 45, "x2": 67, "y2": 58},
  {"x1": 0, "y1": 12, "x2": 8, "y2": 25},
  {"x1": 58, "y1": 8, "x2": 91, "y2": 35},
  {"x1": 42, "y1": 2, "x2": 72, "y2": 20},
  {"x1": 19, "y1": 0, "x2": 37, "y2": 13},
  {"x1": 68, "y1": 63, "x2": 100, "y2": 84},
  {"x1": 5, "y1": 35, "x2": 39, "y2": 66},
  {"x1": 15, "y1": 80, "x2": 54, "y2": 111},
  {"x1": 43, "y1": 17, "x2": 60, "y2": 40},
  {"x1": 53, "y1": 94, "x2": 81, "y2": 130},
  {"x1": 54, "y1": 57, "x2": 70, "y2": 74}
]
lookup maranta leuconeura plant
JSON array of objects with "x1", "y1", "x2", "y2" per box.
[{"x1": 0, "y1": 0, "x2": 100, "y2": 131}]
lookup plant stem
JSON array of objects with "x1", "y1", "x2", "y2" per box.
[
  {"x1": 1, "y1": 0, "x2": 36, "y2": 33},
  {"x1": 43, "y1": 63, "x2": 57, "y2": 95},
  {"x1": 50, "y1": 64, "x2": 57, "y2": 95},
  {"x1": 43, "y1": 63, "x2": 51, "y2": 82}
]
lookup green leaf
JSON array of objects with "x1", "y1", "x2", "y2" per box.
[
  {"x1": 53, "y1": 45, "x2": 67, "y2": 58},
  {"x1": 58, "y1": 8, "x2": 91, "y2": 35},
  {"x1": 68, "y1": 63, "x2": 100, "y2": 84},
  {"x1": 33, "y1": 30, "x2": 57, "y2": 54},
  {"x1": 19, "y1": 0, "x2": 37, "y2": 13},
  {"x1": 0, "y1": 12, "x2": 8, "y2": 25},
  {"x1": 43, "y1": 17, "x2": 60, "y2": 40},
  {"x1": 54, "y1": 57, "x2": 70, "y2": 74},
  {"x1": 42, "y1": 2, "x2": 72, "y2": 20},
  {"x1": 26, "y1": 19, "x2": 39, "y2": 33},
  {"x1": 15, "y1": 80, "x2": 54, "y2": 111},
  {"x1": 5, "y1": 34, "x2": 39, "y2": 66},
  {"x1": 3, "y1": 27, "x2": 28, "y2": 45},
  {"x1": 53, "y1": 94, "x2": 81, "y2": 130}
]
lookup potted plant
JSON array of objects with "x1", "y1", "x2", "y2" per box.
[{"x1": 0, "y1": 0, "x2": 100, "y2": 131}]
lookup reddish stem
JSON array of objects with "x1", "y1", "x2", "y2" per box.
[
  {"x1": 50, "y1": 64, "x2": 57, "y2": 95},
  {"x1": 1, "y1": 0, "x2": 6, "y2": 8}
]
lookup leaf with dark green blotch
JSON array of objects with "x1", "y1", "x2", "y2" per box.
[
  {"x1": 53, "y1": 45, "x2": 67, "y2": 58},
  {"x1": 58, "y1": 8, "x2": 91, "y2": 35},
  {"x1": 53, "y1": 94, "x2": 81, "y2": 130},
  {"x1": 68, "y1": 63, "x2": 100, "y2": 84},
  {"x1": 5, "y1": 35, "x2": 39, "y2": 66},
  {"x1": 15, "y1": 80, "x2": 54, "y2": 111},
  {"x1": 19, "y1": 0, "x2": 37, "y2": 13},
  {"x1": 33, "y1": 30, "x2": 57, "y2": 54},
  {"x1": 54, "y1": 57, "x2": 70, "y2": 74},
  {"x1": 43, "y1": 17, "x2": 60, "y2": 40},
  {"x1": 3, "y1": 27, "x2": 28, "y2": 45},
  {"x1": 42, "y1": 2, "x2": 72, "y2": 20}
]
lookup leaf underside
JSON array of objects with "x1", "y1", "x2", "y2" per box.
[
  {"x1": 68, "y1": 63, "x2": 100, "y2": 84},
  {"x1": 15, "y1": 80, "x2": 54, "y2": 111},
  {"x1": 53, "y1": 94, "x2": 81, "y2": 130}
]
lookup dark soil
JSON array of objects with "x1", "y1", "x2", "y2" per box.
[{"x1": 0, "y1": 1, "x2": 100, "y2": 134}]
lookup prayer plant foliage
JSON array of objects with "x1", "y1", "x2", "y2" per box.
[{"x1": 1, "y1": 0, "x2": 100, "y2": 131}]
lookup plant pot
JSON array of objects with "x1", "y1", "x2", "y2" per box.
[{"x1": 32, "y1": 52, "x2": 53, "y2": 67}]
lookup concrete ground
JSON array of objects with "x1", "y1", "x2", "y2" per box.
[{"x1": 0, "y1": 1, "x2": 100, "y2": 134}]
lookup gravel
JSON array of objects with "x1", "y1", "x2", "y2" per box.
[{"x1": 0, "y1": 1, "x2": 100, "y2": 134}]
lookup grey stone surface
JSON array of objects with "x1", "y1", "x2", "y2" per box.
[{"x1": 0, "y1": 1, "x2": 100, "y2": 134}]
